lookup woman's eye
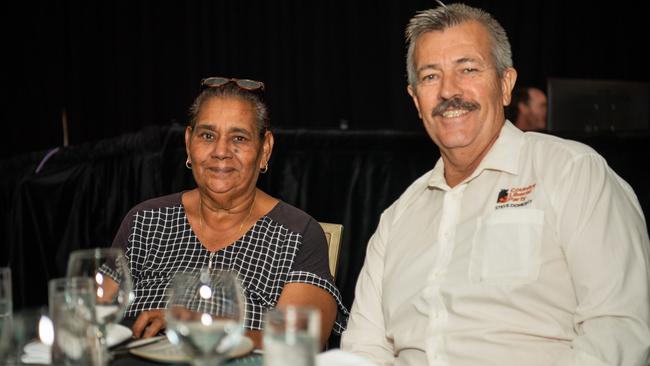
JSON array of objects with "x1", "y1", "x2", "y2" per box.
[{"x1": 200, "y1": 132, "x2": 214, "y2": 140}]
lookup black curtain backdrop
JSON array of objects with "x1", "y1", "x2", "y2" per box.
[
  {"x1": 2, "y1": 126, "x2": 650, "y2": 314},
  {"x1": 0, "y1": 125, "x2": 438, "y2": 310},
  {"x1": 2, "y1": 1, "x2": 650, "y2": 158}
]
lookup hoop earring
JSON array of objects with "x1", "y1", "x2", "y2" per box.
[
  {"x1": 186, "y1": 158, "x2": 192, "y2": 170},
  {"x1": 260, "y1": 163, "x2": 268, "y2": 174}
]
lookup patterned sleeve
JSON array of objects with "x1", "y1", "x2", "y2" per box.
[
  {"x1": 290, "y1": 218, "x2": 332, "y2": 280},
  {"x1": 287, "y1": 218, "x2": 349, "y2": 334},
  {"x1": 110, "y1": 205, "x2": 144, "y2": 284},
  {"x1": 111, "y1": 209, "x2": 135, "y2": 252}
]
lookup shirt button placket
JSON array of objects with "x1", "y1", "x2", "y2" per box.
[{"x1": 425, "y1": 186, "x2": 464, "y2": 365}]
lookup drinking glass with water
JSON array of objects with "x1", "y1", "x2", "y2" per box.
[
  {"x1": 263, "y1": 306, "x2": 321, "y2": 366},
  {"x1": 166, "y1": 269, "x2": 246, "y2": 366},
  {"x1": 66, "y1": 248, "x2": 133, "y2": 366},
  {"x1": 0, "y1": 267, "x2": 12, "y2": 362}
]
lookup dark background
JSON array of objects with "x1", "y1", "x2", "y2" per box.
[
  {"x1": 2, "y1": 0, "x2": 649, "y2": 158},
  {"x1": 2, "y1": 1, "x2": 650, "y2": 338}
]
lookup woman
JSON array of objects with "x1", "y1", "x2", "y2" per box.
[{"x1": 112, "y1": 77, "x2": 347, "y2": 348}]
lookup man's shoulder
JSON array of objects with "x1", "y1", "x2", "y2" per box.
[
  {"x1": 523, "y1": 131, "x2": 600, "y2": 162},
  {"x1": 524, "y1": 132, "x2": 596, "y2": 155}
]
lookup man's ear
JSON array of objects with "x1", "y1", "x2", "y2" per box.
[{"x1": 501, "y1": 67, "x2": 518, "y2": 106}]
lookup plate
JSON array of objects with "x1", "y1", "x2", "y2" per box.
[
  {"x1": 130, "y1": 336, "x2": 254, "y2": 363},
  {"x1": 106, "y1": 323, "x2": 133, "y2": 346}
]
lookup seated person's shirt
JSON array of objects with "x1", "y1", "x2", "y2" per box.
[{"x1": 112, "y1": 192, "x2": 348, "y2": 334}]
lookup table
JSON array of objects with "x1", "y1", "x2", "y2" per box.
[
  {"x1": 112, "y1": 353, "x2": 262, "y2": 366},
  {"x1": 6, "y1": 309, "x2": 263, "y2": 366}
]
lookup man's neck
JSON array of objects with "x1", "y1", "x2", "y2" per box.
[
  {"x1": 440, "y1": 131, "x2": 500, "y2": 188},
  {"x1": 442, "y1": 153, "x2": 483, "y2": 187}
]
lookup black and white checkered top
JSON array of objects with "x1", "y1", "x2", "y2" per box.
[{"x1": 112, "y1": 192, "x2": 348, "y2": 334}]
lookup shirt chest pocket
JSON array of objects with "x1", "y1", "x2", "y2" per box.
[{"x1": 469, "y1": 208, "x2": 544, "y2": 285}]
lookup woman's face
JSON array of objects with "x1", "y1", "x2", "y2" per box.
[{"x1": 185, "y1": 96, "x2": 272, "y2": 199}]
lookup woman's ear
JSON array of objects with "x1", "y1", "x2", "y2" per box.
[
  {"x1": 261, "y1": 130, "x2": 274, "y2": 169},
  {"x1": 185, "y1": 126, "x2": 193, "y2": 158}
]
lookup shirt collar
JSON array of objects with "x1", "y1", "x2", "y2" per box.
[{"x1": 428, "y1": 120, "x2": 524, "y2": 189}]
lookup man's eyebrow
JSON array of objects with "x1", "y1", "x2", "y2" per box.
[
  {"x1": 416, "y1": 63, "x2": 441, "y2": 74},
  {"x1": 416, "y1": 57, "x2": 483, "y2": 74},
  {"x1": 454, "y1": 57, "x2": 480, "y2": 65}
]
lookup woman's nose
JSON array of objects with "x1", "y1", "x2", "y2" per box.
[{"x1": 211, "y1": 137, "x2": 232, "y2": 159}]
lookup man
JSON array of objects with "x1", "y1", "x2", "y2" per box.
[
  {"x1": 341, "y1": 3, "x2": 650, "y2": 366},
  {"x1": 507, "y1": 86, "x2": 547, "y2": 131}
]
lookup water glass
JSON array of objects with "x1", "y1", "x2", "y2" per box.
[
  {"x1": 2, "y1": 306, "x2": 50, "y2": 365},
  {"x1": 0, "y1": 267, "x2": 12, "y2": 363},
  {"x1": 66, "y1": 247, "x2": 133, "y2": 366},
  {"x1": 263, "y1": 306, "x2": 321, "y2": 366},
  {"x1": 166, "y1": 269, "x2": 246, "y2": 366},
  {"x1": 0, "y1": 267, "x2": 11, "y2": 316},
  {"x1": 48, "y1": 277, "x2": 99, "y2": 365}
]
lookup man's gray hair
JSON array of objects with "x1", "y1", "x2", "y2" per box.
[
  {"x1": 405, "y1": 3, "x2": 513, "y2": 88},
  {"x1": 188, "y1": 84, "x2": 270, "y2": 138}
]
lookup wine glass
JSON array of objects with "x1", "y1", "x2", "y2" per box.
[
  {"x1": 165, "y1": 269, "x2": 246, "y2": 366},
  {"x1": 0, "y1": 267, "x2": 12, "y2": 363},
  {"x1": 66, "y1": 248, "x2": 133, "y2": 365}
]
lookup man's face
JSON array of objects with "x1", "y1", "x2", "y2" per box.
[{"x1": 407, "y1": 21, "x2": 516, "y2": 160}]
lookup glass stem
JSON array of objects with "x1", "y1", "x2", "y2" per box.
[{"x1": 93, "y1": 323, "x2": 110, "y2": 366}]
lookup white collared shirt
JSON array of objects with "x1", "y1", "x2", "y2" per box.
[{"x1": 341, "y1": 121, "x2": 650, "y2": 366}]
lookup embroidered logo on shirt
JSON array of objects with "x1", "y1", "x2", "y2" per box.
[{"x1": 495, "y1": 183, "x2": 536, "y2": 209}]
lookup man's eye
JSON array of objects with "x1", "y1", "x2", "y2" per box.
[
  {"x1": 421, "y1": 74, "x2": 438, "y2": 83},
  {"x1": 462, "y1": 68, "x2": 478, "y2": 73},
  {"x1": 233, "y1": 136, "x2": 247, "y2": 142}
]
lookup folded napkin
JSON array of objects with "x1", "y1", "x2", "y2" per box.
[
  {"x1": 316, "y1": 349, "x2": 378, "y2": 366},
  {"x1": 21, "y1": 341, "x2": 51, "y2": 364},
  {"x1": 21, "y1": 323, "x2": 133, "y2": 365}
]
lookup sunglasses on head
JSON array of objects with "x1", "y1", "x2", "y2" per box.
[{"x1": 200, "y1": 77, "x2": 265, "y2": 92}]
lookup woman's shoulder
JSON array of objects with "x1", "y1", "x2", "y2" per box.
[
  {"x1": 265, "y1": 200, "x2": 320, "y2": 235},
  {"x1": 125, "y1": 192, "x2": 185, "y2": 216}
]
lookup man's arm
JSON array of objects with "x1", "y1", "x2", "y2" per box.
[
  {"x1": 552, "y1": 153, "x2": 650, "y2": 366},
  {"x1": 341, "y1": 211, "x2": 395, "y2": 365}
]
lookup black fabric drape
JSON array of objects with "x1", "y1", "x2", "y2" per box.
[
  {"x1": 2, "y1": 127, "x2": 179, "y2": 307},
  {"x1": 2, "y1": 126, "x2": 649, "y2": 314},
  {"x1": 0, "y1": 125, "x2": 436, "y2": 311},
  {"x1": 3, "y1": 1, "x2": 650, "y2": 159}
]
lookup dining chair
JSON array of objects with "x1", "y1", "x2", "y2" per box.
[{"x1": 318, "y1": 222, "x2": 343, "y2": 280}]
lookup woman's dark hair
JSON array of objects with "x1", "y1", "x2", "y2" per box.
[{"x1": 188, "y1": 83, "x2": 270, "y2": 138}]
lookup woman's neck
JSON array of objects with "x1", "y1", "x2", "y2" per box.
[{"x1": 195, "y1": 189, "x2": 257, "y2": 251}]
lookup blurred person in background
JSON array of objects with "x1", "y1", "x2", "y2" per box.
[{"x1": 507, "y1": 86, "x2": 547, "y2": 131}]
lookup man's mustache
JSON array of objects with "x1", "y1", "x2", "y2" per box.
[{"x1": 431, "y1": 97, "x2": 480, "y2": 117}]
